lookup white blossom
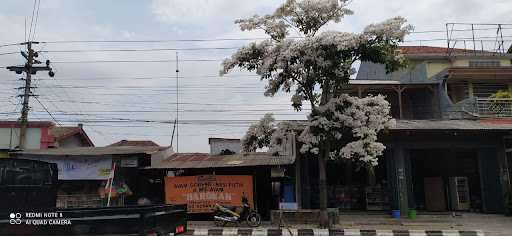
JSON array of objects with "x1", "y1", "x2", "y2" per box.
[
  {"x1": 298, "y1": 94, "x2": 395, "y2": 166},
  {"x1": 223, "y1": 0, "x2": 409, "y2": 167},
  {"x1": 241, "y1": 113, "x2": 276, "y2": 152}
]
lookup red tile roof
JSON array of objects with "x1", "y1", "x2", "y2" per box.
[
  {"x1": 398, "y1": 46, "x2": 475, "y2": 54},
  {"x1": 49, "y1": 125, "x2": 94, "y2": 147},
  {"x1": 108, "y1": 140, "x2": 160, "y2": 147}
]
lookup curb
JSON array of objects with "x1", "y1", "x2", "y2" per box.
[{"x1": 185, "y1": 229, "x2": 484, "y2": 236}]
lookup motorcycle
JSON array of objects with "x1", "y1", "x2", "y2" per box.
[{"x1": 213, "y1": 196, "x2": 261, "y2": 227}]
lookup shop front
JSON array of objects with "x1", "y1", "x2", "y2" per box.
[
  {"x1": 149, "y1": 152, "x2": 296, "y2": 219},
  {"x1": 297, "y1": 120, "x2": 512, "y2": 215},
  {"x1": 10, "y1": 146, "x2": 162, "y2": 208}
]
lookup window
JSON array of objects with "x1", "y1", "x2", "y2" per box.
[{"x1": 469, "y1": 60, "x2": 500, "y2": 68}]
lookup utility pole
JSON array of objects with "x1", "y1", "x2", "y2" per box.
[
  {"x1": 175, "y1": 52, "x2": 179, "y2": 153},
  {"x1": 6, "y1": 41, "x2": 54, "y2": 149},
  {"x1": 18, "y1": 41, "x2": 34, "y2": 149}
]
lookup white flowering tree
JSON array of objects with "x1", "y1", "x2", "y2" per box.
[{"x1": 221, "y1": 0, "x2": 411, "y2": 226}]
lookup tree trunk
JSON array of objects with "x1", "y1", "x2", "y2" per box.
[
  {"x1": 318, "y1": 142, "x2": 330, "y2": 228},
  {"x1": 318, "y1": 82, "x2": 333, "y2": 228}
]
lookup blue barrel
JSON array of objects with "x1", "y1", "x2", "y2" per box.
[{"x1": 391, "y1": 210, "x2": 401, "y2": 219}]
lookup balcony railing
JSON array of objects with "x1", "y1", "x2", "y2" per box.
[{"x1": 475, "y1": 98, "x2": 512, "y2": 117}]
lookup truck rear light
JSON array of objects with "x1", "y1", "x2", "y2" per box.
[
  {"x1": 175, "y1": 225, "x2": 185, "y2": 233},
  {"x1": 146, "y1": 233, "x2": 157, "y2": 236}
]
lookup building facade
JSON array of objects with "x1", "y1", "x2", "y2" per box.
[
  {"x1": 297, "y1": 46, "x2": 512, "y2": 215},
  {"x1": 0, "y1": 121, "x2": 93, "y2": 157}
]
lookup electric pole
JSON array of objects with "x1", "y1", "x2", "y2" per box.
[
  {"x1": 175, "y1": 52, "x2": 179, "y2": 153},
  {"x1": 6, "y1": 41, "x2": 54, "y2": 149}
]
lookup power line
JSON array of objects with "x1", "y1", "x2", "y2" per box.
[
  {"x1": 33, "y1": 27, "x2": 512, "y2": 44},
  {"x1": 40, "y1": 47, "x2": 240, "y2": 53},
  {"x1": 51, "y1": 59, "x2": 222, "y2": 64},
  {"x1": 34, "y1": 96, "x2": 61, "y2": 126},
  {"x1": 28, "y1": 0, "x2": 37, "y2": 40},
  {"x1": 0, "y1": 51, "x2": 19, "y2": 56},
  {"x1": 31, "y1": 0, "x2": 41, "y2": 41}
]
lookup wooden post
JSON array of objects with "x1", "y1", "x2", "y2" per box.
[{"x1": 295, "y1": 154, "x2": 302, "y2": 209}]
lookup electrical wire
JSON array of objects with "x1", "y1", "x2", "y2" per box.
[
  {"x1": 34, "y1": 96, "x2": 61, "y2": 126},
  {"x1": 51, "y1": 59, "x2": 222, "y2": 64},
  {"x1": 31, "y1": 0, "x2": 41, "y2": 41}
]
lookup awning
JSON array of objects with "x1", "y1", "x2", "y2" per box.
[{"x1": 11, "y1": 146, "x2": 163, "y2": 157}]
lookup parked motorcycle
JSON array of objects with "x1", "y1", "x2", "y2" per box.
[{"x1": 213, "y1": 196, "x2": 261, "y2": 227}]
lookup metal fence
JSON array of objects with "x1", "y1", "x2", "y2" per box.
[{"x1": 475, "y1": 98, "x2": 512, "y2": 117}]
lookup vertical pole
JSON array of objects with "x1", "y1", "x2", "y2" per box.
[
  {"x1": 175, "y1": 52, "x2": 179, "y2": 153},
  {"x1": 446, "y1": 23, "x2": 450, "y2": 54},
  {"x1": 19, "y1": 41, "x2": 34, "y2": 149},
  {"x1": 107, "y1": 162, "x2": 116, "y2": 207},
  {"x1": 471, "y1": 24, "x2": 476, "y2": 54},
  {"x1": 395, "y1": 146, "x2": 409, "y2": 216},
  {"x1": 395, "y1": 86, "x2": 404, "y2": 119}
]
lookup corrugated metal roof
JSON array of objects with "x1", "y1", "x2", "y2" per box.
[
  {"x1": 393, "y1": 119, "x2": 512, "y2": 131},
  {"x1": 108, "y1": 140, "x2": 160, "y2": 147},
  {"x1": 12, "y1": 146, "x2": 163, "y2": 157},
  {"x1": 150, "y1": 152, "x2": 295, "y2": 169}
]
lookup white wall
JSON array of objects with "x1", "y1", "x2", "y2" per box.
[
  {"x1": 209, "y1": 139, "x2": 241, "y2": 154},
  {"x1": 57, "y1": 135, "x2": 84, "y2": 148},
  {"x1": 0, "y1": 127, "x2": 41, "y2": 149}
]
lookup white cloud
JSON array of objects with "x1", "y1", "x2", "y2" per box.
[{"x1": 150, "y1": 0, "x2": 281, "y2": 26}]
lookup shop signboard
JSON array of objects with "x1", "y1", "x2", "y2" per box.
[
  {"x1": 164, "y1": 175, "x2": 254, "y2": 213},
  {"x1": 25, "y1": 156, "x2": 112, "y2": 180}
]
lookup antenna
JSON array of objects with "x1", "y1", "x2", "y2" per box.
[{"x1": 175, "y1": 51, "x2": 179, "y2": 153}]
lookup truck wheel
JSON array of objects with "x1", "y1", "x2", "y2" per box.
[{"x1": 246, "y1": 212, "x2": 261, "y2": 227}]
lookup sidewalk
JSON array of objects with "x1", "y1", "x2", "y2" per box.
[{"x1": 187, "y1": 213, "x2": 512, "y2": 236}]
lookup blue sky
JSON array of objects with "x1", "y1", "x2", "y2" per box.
[{"x1": 0, "y1": 0, "x2": 510, "y2": 151}]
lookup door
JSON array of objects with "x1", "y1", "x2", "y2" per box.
[{"x1": 424, "y1": 177, "x2": 447, "y2": 211}]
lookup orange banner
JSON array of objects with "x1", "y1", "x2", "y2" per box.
[{"x1": 165, "y1": 175, "x2": 254, "y2": 213}]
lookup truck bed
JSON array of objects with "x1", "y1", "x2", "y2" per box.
[{"x1": 0, "y1": 204, "x2": 187, "y2": 236}]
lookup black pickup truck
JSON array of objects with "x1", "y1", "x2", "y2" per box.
[{"x1": 0, "y1": 158, "x2": 187, "y2": 236}]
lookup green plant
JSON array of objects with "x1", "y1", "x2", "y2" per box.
[{"x1": 489, "y1": 90, "x2": 512, "y2": 114}]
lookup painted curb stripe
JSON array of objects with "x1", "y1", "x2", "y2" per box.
[
  {"x1": 298, "y1": 229, "x2": 315, "y2": 236},
  {"x1": 441, "y1": 230, "x2": 460, "y2": 236},
  {"x1": 375, "y1": 230, "x2": 394, "y2": 236},
  {"x1": 222, "y1": 228, "x2": 238, "y2": 235},
  {"x1": 344, "y1": 229, "x2": 361, "y2": 236},
  {"x1": 252, "y1": 229, "x2": 268, "y2": 236},
  {"x1": 187, "y1": 229, "x2": 483, "y2": 236},
  {"x1": 267, "y1": 229, "x2": 282, "y2": 236},
  {"x1": 426, "y1": 231, "x2": 444, "y2": 236},
  {"x1": 238, "y1": 229, "x2": 254, "y2": 236},
  {"x1": 208, "y1": 229, "x2": 224, "y2": 235},
  {"x1": 392, "y1": 230, "x2": 410, "y2": 236},
  {"x1": 329, "y1": 229, "x2": 345, "y2": 236},
  {"x1": 360, "y1": 229, "x2": 377, "y2": 236},
  {"x1": 313, "y1": 229, "x2": 330, "y2": 236},
  {"x1": 459, "y1": 231, "x2": 477, "y2": 236}
]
